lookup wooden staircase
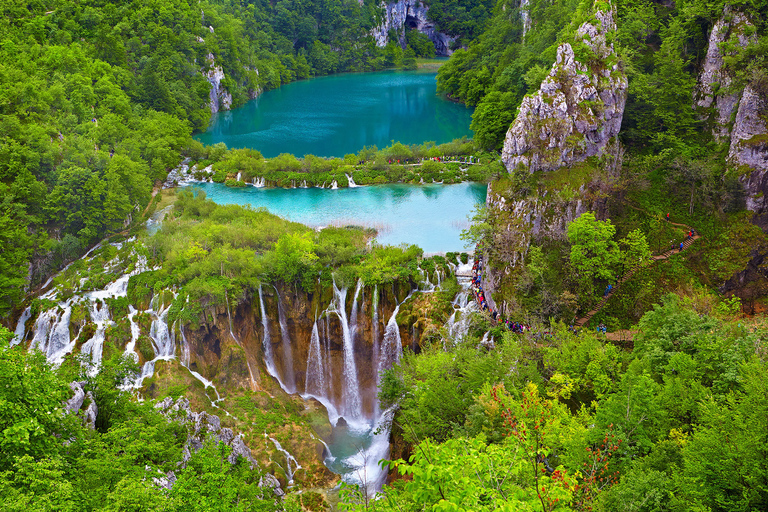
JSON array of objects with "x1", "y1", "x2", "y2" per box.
[{"x1": 574, "y1": 232, "x2": 702, "y2": 328}]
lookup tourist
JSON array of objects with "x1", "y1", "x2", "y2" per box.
[
  {"x1": 680, "y1": 241, "x2": 684, "y2": 252},
  {"x1": 666, "y1": 213, "x2": 670, "y2": 222}
]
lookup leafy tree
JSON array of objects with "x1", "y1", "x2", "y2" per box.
[{"x1": 566, "y1": 212, "x2": 620, "y2": 287}]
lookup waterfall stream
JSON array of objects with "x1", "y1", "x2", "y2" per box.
[{"x1": 274, "y1": 287, "x2": 296, "y2": 393}]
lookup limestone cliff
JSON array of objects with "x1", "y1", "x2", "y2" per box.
[
  {"x1": 695, "y1": 9, "x2": 755, "y2": 142},
  {"x1": 372, "y1": 0, "x2": 455, "y2": 56},
  {"x1": 501, "y1": 7, "x2": 627, "y2": 173},
  {"x1": 730, "y1": 84, "x2": 768, "y2": 222},
  {"x1": 695, "y1": 8, "x2": 768, "y2": 225},
  {"x1": 205, "y1": 52, "x2": 233, "y2": 115}
]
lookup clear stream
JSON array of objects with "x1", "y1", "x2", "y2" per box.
[{"x1": 194, "y1": 69, "x2": 474, "y2": 158}]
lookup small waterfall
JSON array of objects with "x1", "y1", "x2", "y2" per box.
[
  {"x1": 378, "y1": 301, "x2": 403, "y2": 377},
  {"x1": 305, "y1": 320, "x2": 325, "y2": 397},
  {"x1": 12, "y1": 306, "x2": 31, "y2": 346},
  {"x1": 253, "y1": 176, "x2": 266, "y2": 187},
  {"x1": 30, "y1": 301, "x2": 75, "y2": 365},
  {"x1": 274, "y1": 287, "x2": 296, "y2": 393},
  {"x1": 236, "y1": 171, "x2": 242, "y2": 181},
  {"x1": 269, "y1": 437, "x2": 302, "y2": 485},
  {"x1": 124, "y1": 306, "x2": 141, "y2": 361},
  {"x1": 179, "y1": 325, "x2": 223, "y2": 405},
  {"x1": 331, "y1": 281, "x2": 362, "y2": 421},
  {"x1": 331, "y1": 180, "x2": 338, "y2": 190},
  {"x1": 301, "y1": 180, "x2": 308, "y2": 188},
  {"x1": 371, "y1": 285, "x2": 380, "y2": 386},
  {"x1": 80, "y1": 300, "x2": 111, "y2": 374},
  {"x1": 259, "y1": 285, "x2": 290, "y2": 392},
  {"x1": 134, "y1": 301, "x2": 176, "y2": 388},
  {"x1": 346, "y1": 173, "x2": 360, "y2": 188}
]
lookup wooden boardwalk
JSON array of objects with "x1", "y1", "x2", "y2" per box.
[{"x1": 574, "y1": 218, "x2": 702, "y2": 328}]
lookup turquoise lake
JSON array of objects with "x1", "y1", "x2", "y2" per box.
[
  {"x1": 194, "y1": 70, "x2": 474, "y2": 158},
  {"x1": 191, "y1": 182, "x2": 487, "y2": 253}
]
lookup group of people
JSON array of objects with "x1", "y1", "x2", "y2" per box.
[
  {"x1": 472, "y1": 246, "x2": 533, "y2": 335},
  {"x1": 666, "y1": 213, "x2": 697, "y2": 252},
  {"x1": 471, "y1": 255, "x2": 491, "y2": 313},
  {"x1": 596, "y1": 323, "x2": 608, "y2": 334}
]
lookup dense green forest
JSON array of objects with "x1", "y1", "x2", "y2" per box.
[
  {"x1": 4, "y1": 0, "x2": 768, "y2": 509},
  {"x1": 0, "y1": 0, "x2": 471, "y2": 315},
  {"x1": 438, "y1": 0, "x2": 768, "y2": 151}
]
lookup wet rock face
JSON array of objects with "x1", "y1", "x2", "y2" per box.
[
  {"x1": 372, "y1": 0, "x2": 455, "y2": 56},
  {"x1": 501, "y1": 7, "x2": 627, "y2": 173},
  {"x1": 205, "y1": 52, "x2": 232, "y2": 114}
]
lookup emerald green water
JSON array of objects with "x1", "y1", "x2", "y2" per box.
[
  {"x1": 191, "y1": 182, "x2": 486, "y2": 253},
  {"x1": 194, "y1": 70, "x2": 474, "y2": 158}
]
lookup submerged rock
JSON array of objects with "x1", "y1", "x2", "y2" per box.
[{"x1": 501, "y1": 6, "x2": 627, "y2": 173}]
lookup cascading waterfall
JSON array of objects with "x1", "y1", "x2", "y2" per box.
[
  {"x1": 179, "y1": 325, "x2": 223, "y2": 405},
  {"x1": 305, "y1": 320, "x2": 325, "y2": 397},
  {"x1": 253, "y1": 176, "x2": 266, "y2": 187},
  {"x1": 274, "y1": 287, "x2": 296, "y2": 393},
  {"x1": 269, "y1": 437, "x2": 302, "y2": 485},
  {"x1": 371, "y1": 285, "x2": 380, "y2": 386},
  {"x1": 378, "y1": 299, "x2": 404, "y2": 377},
  {"x1": 236, "y1": 171, "x2": 242, "y2": 181},
  {"x1": 30, "y1": 300, "x2": 75, "y2": 365},
  {"x1": 346, "y1": 173, "x2": 360, "y2": 188},
  {"x1": 259, "y1": 284, "x2": 289, "y2": 391},
  {"x1": 331, "y1": 280, "x2": 362, "y2": 421},
  {"x1": 80, "y1": 300, "x2": 111, "y2": 374},
  {"x1": 12, "y1": 306, "x2": 31, "y2": 347}
]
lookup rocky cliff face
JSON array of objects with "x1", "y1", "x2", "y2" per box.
[
  {"x1": 501, "y1": 7, "x2": 627, "y2": 173},
  {"x1": 695, "y1": 9, "x2": 755, "y2": 142},
  {"x1": 730, "y1": 84, "x2": 768, "y2": 222},
  {"x1": 205, "y1": 52, "x2": 233, "y2": 115},
  {"x1": 695, "y1": 8, "x2": 768, "y2": 225},
  {"x1": 372, "y1": 0, "x2": 455, "y2": 56}
]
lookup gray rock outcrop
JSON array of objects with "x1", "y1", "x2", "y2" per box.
[
  {"x1": 205, "y1": 53, "x2": 233, "y2": 115},
  {"x1": 501, "y1": 7, "x2": 627, "y2": 173},
  {"x1": 372, "y1": 0, "x2": 455, "y2": 56},
  {"x1": 695, "y1": 9, "x2": 755, "y2": 141},
  {"x1": 730, "y1": 83, "x2": 768, "y2": 218},
  {"x1": 695, "y1": 8, "x2": 768, "y2": 220},
  {"x1": 63, "y1": 381, "x2": 98, "y2": 429},
  {"x1": 154, "y1": 397, "x2": 284, "y2": 497}
]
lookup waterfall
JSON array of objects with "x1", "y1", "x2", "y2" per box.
[
  {"x1": 30, "y1": 300, "x2": 75, "y2": 365},
  {"x1": 274, "y1": 287, "x2": 296, "y2": 393},
  {"x1": 331, "y1": 180, "x2": 338, "y2": 190},
  {"x1": 253, "y1": 176, "x2": 266, "y2": 187},
  {"x1": 179, "y1": 325, "x2": 223, "y2": 405},
  {"x1": 346, "y1": 173, "x2": 360, "y2": 188},
  {"x1": 371, "y1": 285, "x2": 380, "y2": 386},
  {"x1": 12, "y1": 306, "x2": 31, "y2": 347},
  {"x1": 378, "y1": 301, "x2": 404, "y2": 377},
  {"x1": 259, "y1": 285, "x2": 290, "y2": 392},
  {"x1": 124, "y1": 306, "x2": 141, "y2": 361},
  {"x1": 80, "y1": 300, "x2": 111, "y2": 375},
  {"x1": 305, "y1": 320, "x2": 325, "y2": 397},
  {"x1": 269, "y1": 437, "x2": 302, "y2": 485},
  {"x1": 331, "y1": 280, "x2": 362, "y2": 422},
  {"x1": 236, "y1": 171, "x2": 242, "y2": 181}
]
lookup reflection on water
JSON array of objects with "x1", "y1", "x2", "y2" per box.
[
  {"x1": 191, "y1": 182, "x2": 487, "y2": 253},
  {"x1": 194, "y1": 70, "x2": 474, "y2": 158}
]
